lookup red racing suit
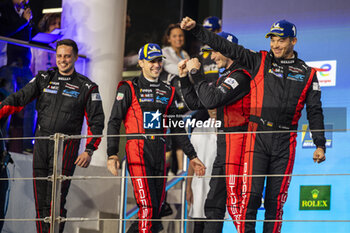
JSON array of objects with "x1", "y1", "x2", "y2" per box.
[
  {"x1": 180, "y1": 62, "x2": 251, "y2": 232},
  {"x1": 107, "y1": 74, "x2": 197, "y2": 233},
  {"x1": 190, "y1": 24, "x2": 326, "y2": 233}
]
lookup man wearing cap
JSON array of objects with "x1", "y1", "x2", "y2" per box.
[
  {"x1": 179, "y1": 31, "x2": 251, "y2": 233},
  {"x1": 106, "y1": 43, "x2": 205, "y2": 233},
  {"x1": 199, "y1": 16, "x2": 222, "y2": 82},
  {"x1": 181, "y1": 18, "x2": 326, "y2": 233}
]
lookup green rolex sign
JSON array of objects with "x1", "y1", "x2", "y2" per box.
[{"x1": 299, "y1": 185, "x2": 331, "y2": 210}]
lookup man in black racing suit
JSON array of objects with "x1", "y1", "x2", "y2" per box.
[
  {"x1": 106, "y1": 43, "x2": 205, "y2": 233},
  {"x1": 0, "y1": 39, "x2": 104, "y2": 233},
  {"x1": 181, "y1": 18, "x2": 326, "y2": 233}
]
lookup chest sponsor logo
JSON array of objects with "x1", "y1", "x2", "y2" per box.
[
  {"x1": 116, "y1": 92, "x2": 124, "y2": 101},
  {"x1": 58, "y1": 76, "x2": 71, "y2": 81},
  {"x1": 150, "y1": 83, "x2": 160, "y2": 87},
  {"x1": 62, "y1": 89, "x2": 80, "y2": 98},
  {"x1": 65, "y1": 83, "x2": 79, "y2": 90},
  {"x1": 46, "y1": 84, "x2": 59, "y2": 90},
  {"x1": 289, "y1": 66, "x2": 303, "y2": 73},
  {"x1": 139, "y1": 98, "x2": 154, "y2": 103},
  {"x1": 91, "y1": 93, "x2": 101, "y2": 101},
  {"x1": 300, "y1": 185, "x2": 331, "y2": 210},
  {"x1": 280, "y1": 59, "x2": 294, "y2": 64},
  {"x1": 140, "y1": 93, "x2": 153, "y2": 98},
  {"x1": 140, "y1": 88, "x2": 152, "y2": 93},
  {"x1": 156, "y1": 96, "x2": 169, "y2": 104},
  {"x1": 268, "y1": 69, "x2": 283, "y2": 78},
  {"x1": 287, "y1": 73, "x2": 305, "y2": 82},
  {"x1": 301, "y1": 124, "x2": 332, "y2": 148},
  {"x1": 43, "y1": 88, "x2": 58, "y2": 94},
  {"x1": 306, "y1": 60, "x2": 337, "y2": 87},
  {"x1": 155, "y1": 89, "x2": 167, "y2": 95},
  {"x1": 144, "y1": 110, "x2": 161, "y2": 129}
]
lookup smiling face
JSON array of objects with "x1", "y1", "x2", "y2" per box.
[
  {"x1": 211, "y1": 51, "x2": 232, "y2": 69},
  {"x1": 138, "y1": 57, "x2": 163, "y2": 80},
  {"x1": 168, "y1": 28, "x2": 185, "y2": 50},
  {"x1": 56, "y1": 45, "x2": 78, "y2": 76},
  {"x1": 270, "y1": 36, "x2": 297, "y2": 59}
]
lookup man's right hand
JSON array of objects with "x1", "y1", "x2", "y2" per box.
[
  {"x1": 180, "y1": 17, "x2": 196, "y2": 31},
  {"x1": 107, "y1": 155, "x2": 120, "y2": 176},
  {"x1": 186, "y1": 58, "x2": 201, "y2": 71},
  {"x1": 178, "y1": 59, "x2": 189, "y2": 78},
  {"x1": 23, "y1": 8, "x2": 32, "y2": 22},
  {"x1": 189, "y1": 157, "x2": 206, "y2": 176}
]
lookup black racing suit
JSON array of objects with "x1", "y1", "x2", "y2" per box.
[
  {"x1": 190, "y1": 24, "x2": 326, "y2": 233},
  {"x1": 0, "y1": 68, "x2": 104, "y2": 233},
  {"x1": 107, "y1": 74, "x2": 197, "y2": 233},
  {"x1": 180, "y1": 62, "x2": 250, "y2": 232}
]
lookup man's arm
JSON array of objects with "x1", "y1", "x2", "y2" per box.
[
  {"x1": 84, "y1": 86, "x2": 105, "y2": 151},
  {"x1": 0, "y1": 5, "x2": 31, "y2": 37},
  {"x1": 181, "y1": 17, "x2": 261, "y2": 74},
  {"x1": 74, "y1": 84, "x2": 105, "y2": 168},
  {"x1": 186, "y1": 58, "x2": 251, "y2": 109},
  {"x1": 305, "y1": 69, "x2": 326, "y2": 163},
  {"x1": 106, "y1": 84, "x2": 132, "y2": 174},
  {"x1": 0, "y1": 75, "x2": 41, "y2": 118}
]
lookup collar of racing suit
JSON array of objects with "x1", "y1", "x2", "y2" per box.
[
  {"x1": 138, "y1": 73, "x2": 161, "y2": 88},
  {"x1": 268, "y1": 50, "x2": 298, "y2": 66}
]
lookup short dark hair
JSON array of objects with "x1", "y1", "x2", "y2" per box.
[{"x1": 56, "y1": 39, "x2": 79, "y2": 55}]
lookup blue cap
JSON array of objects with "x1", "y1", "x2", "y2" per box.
[
  {"x1": 265, "y1": 20, "x2": 296, "y2": 38},
  {"x1": 202, "y1": 31, "x2": 238, "y2": 52},
  {"x1": 138, "y1": 43, "x2": 165, "y2": 61},
  {"x1": 203, "y1": 16, "x2": 222, "y2": 31}
]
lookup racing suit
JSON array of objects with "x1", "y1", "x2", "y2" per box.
[
  {"x1": 190, "y1": 24, "x2": 326, "y2": 233},
  {"x1": 0, "y1": 68, "x2": 104, "y2": 233},
  {"x1": 107, "y1": 74, "x2": 197, "y2": 233},
  {"x1": 180, "y1": 62, "x2": 250, "y2": 232}
]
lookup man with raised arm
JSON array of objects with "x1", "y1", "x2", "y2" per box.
[{"x1": 181, "y1": 17, "x2": 326, "y2": 233}]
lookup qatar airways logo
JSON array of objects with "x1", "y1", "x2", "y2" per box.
[{"x1": 143, "y1": 111, "x2": 222, "y2": 129}]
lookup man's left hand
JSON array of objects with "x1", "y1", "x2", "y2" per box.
[
  {"x1": 313, "y1": 147, "x2": 326, "y2": 163},
  {"x1": 75, "y1": 152, "x2": 91, "y2": 168},
  {"x1": 189, "y1": 157, "x2": 206, "y2": 176}
]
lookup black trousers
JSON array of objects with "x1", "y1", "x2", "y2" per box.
[
  {"x1": 241, "y1": 123, "x2": 296, "y2": 233},
  {"x1": 33, "y1": 130, "x2": 80, "y2": 233}
]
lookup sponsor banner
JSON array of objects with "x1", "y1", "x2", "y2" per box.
[
  {"x1": 299, "y1": 185, "x2": 331, "y2": 210},
  {"x1": 301, "y1": 124, "x2": 333, "y2": 148},
  {"x1": 306, "y1": 60, "x2": 336, "y2": 87}
]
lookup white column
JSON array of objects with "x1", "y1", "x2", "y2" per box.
[{"x1": 62, "y1": 0, "x2": 127, "y2": 166}]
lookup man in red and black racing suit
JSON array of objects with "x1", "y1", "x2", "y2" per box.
[
  {"x1": 181, "y1": 18, "x2": 326, "y2": 233},
  {"x1": 0, "y1": 39, "x2": 104, "y2": 233},
  {"x1": 179, "y1": 31, "x2": 251, "y2": 233},
  {"x1": 106, "y1": 43, "x2": 205, "y2": 233}
]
